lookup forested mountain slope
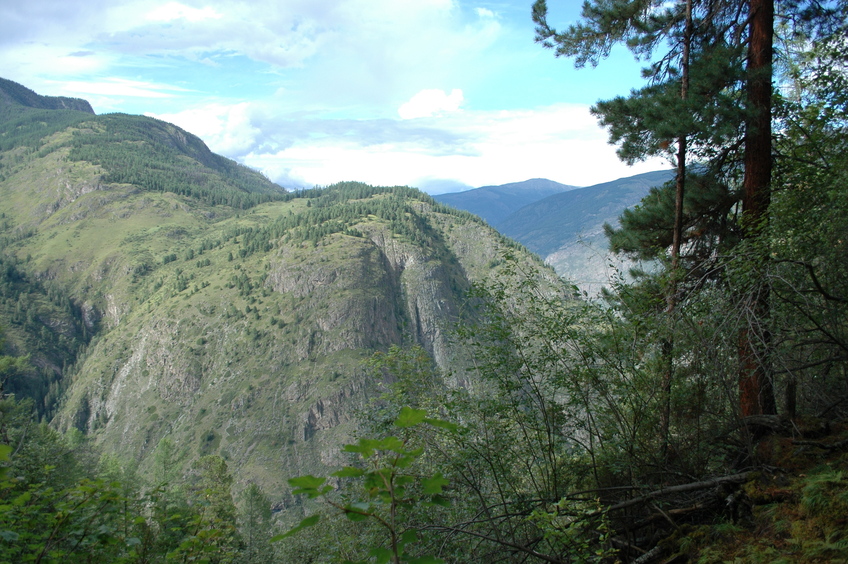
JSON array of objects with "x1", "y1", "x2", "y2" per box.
[
  {"x1": 436, "y1": 170, "x2": 673, "y2": 293},
  {"x1": 497, "y1": 170, "x2": 674, "y2": 258},
  {"x1": 0, "y1": 79, "x2": 556, "y2": 495},
  {"x1": 0, "y1": 77, "x2": 94, "y2": 113}
]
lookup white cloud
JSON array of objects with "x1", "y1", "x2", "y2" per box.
[
  {"x1": 145, "y1": 2, "x2": 222, "y2": 22},
  {"x1": 163, "y1": 100, "x2": 667, "y2": 190},
  {"x1": 0, "y1": 0, "x2": 504, "y2": 113},
  {"x1": 151, "y1": 102, "x2": 262, "y2": 155},
  {"x1": 61, "y1": 78, "x2": 191, "y2": 98},
  {"x1": 398, "y1": 89, "x2": 464, "y2": 119},
  {"x1": 0, "y1": 0, "x2": 662, "y2": 194}
]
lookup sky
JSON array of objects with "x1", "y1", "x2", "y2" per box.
[{"x1": 0, "y1": 0, "x2": 669, "y2": 194}]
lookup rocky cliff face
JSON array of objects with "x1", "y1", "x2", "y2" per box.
[{"x1": 4, "y1": 180, "x2": 525, "y2": 494}]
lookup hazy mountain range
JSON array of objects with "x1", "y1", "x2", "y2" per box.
[
  {"x1": 433, "y1": 178, "x2": 577, "y2": 226},
  {"x1": 435, "y1": 169, "x2": 674, "y2": 293}
]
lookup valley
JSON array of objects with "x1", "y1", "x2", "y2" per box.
[{"x1": 2, "y1": 64, "x2": 848, "y2": 564}]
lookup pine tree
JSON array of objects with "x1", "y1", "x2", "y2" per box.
[{"x1": 532, "y1": 0, "x2": 844, "y2": 421}]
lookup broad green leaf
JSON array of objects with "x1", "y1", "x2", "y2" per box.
[
  {"x1": 369, "y1": 546, "x2": 394, "y2": 563},
  {"x1": 287, "y1": 475, "x2": 327, "y2": 489},
  {"x1": 343, "y1": 501, "x2": 372, "y2": 522},
  {"x1": 344, "y1": 438, "x2": 382, "y2": 458},
  {"x1": 394, "y1": 406, "x2": 427, "y2": 428},
  {"x1": 422, "y1": 417, "x2": 458, "y2": 432},
  {"x1": 399, "y1": 528, "x2": 419, "y2": 547},
  {"x1": 270, "y1": 514, "x2": 320, "y2": 542},
  {"x1": 406, "y1": 556, "x2": 445, "y2": 564},
  {"x1": 332, "y1": 466, "x2": 365, "y2": 478},
  {"x1": 422, "y1": 473, "x2": 448, "y2": 495},
  {"x1": 395, "y1": 448, "x2": 423, "y2": 468},
  {"x1": 396, "y1": 475, "x2": 415, "y2": 487},
  {"x1": 288, "y1": 475, "x2": 331, "y2": 497},
  {"x1": 349, "y1": 501, "x2": 372, "y2": 513},
  {"x1": 426, "y1": 494, "x2": 451, "y2": 507},
  {"x1": 375, "y1": 436, "x2": 405, "y2": 452}
]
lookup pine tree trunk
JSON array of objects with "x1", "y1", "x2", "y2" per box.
[
  {"x1": 739, "y1": 0, "x2": 777, "y2": 417},
  {"x1": 660, "y1": 0, "x2": 693, "y2": 461}
]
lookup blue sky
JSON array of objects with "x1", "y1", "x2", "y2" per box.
[{"x1": 1, "y1": 0, "x2": 668, "y2": 193}]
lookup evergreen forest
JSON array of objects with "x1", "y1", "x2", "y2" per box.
[{"x1": 2, "y1": 1, "x2": 848, "y2": 562}]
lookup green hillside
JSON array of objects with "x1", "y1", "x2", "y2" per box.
[
  {"x1": 0, "y1": 77, "x2": 94, "y2": 113},
  {"x1": 436, "y1": 171, "x2": 674, "y2": 293},
  {"x1": 0, "y1": 86, "x2": 550, "y2": 495},
  {"x1": 1, "y1": 69, "x2": 847, "y2": 564}
]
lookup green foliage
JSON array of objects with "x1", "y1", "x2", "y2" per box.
[
  {"x1": 0, "y1": 396, "x2": 250, "y2": 564},
  {"x1": 0, "y1": 255, "x2": 89, "y2": 419},
  {"x1": 64, "y1": 114, "x2": 285, "y2": 209},
  {"x1": 0, "y1": 78, "x2": 92, "y2": 114},
  {"x1": 0, "y1": 105, "x2": 90, "y2": 153},
  {"x1": 237, "y1": 483, "x2": 274, "y2": 564},
  {"x1": 224, "y1": 182, "x2": 448, "y2": 259},
  {"x1": 277, "y1": 407, "x2": 450, "y2": 564},
  {"x1": 0, "y1": 477, "x2": 139, "y2": 563},
  {"x1": 604, "y1": 171, "x2": 740, "y2": 264},
  {"x1": 3, "y1": 28, "x2": 848, "y2": 561},
  {"x1": 801, "y1": 469, "x2": 848, "y2": 518}
]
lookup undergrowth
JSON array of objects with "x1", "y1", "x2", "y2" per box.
[{"x1": 676, "y1": 423, "x2": 848, "y2": 563}]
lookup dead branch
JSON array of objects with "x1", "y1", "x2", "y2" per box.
[
  {"x1": 597, "y1": 472, "x2": 753, "y2": 515},
  {"x1": 791, "y1": 438, "x2": 848, "y2": 451}
]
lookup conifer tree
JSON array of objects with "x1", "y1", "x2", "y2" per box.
[
  {"x1": 532, "y1": 0, "x2": 844, "y2": 421},
  {"x1": 533, "y1": 0, "x2": 745, "y2": 456}
]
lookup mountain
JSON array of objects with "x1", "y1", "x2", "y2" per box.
[
  {"x1": 433, "y1": 170, "x2": 674, "y2": 293},
  {"x1": 498, "y1": 170, "x2": 674, "y2": 257},
  {"x1": 498, "y1": 170, "x2": 673, "y2": 292},
  {"x1": 0, "y1": 79, "x2": 558, "y2": 495},
  {"x1": 0, "y1": 77, "x2": 94, "y2": 113},
  {"x1": 433, "y1": 178, "x2": 576, "y2": 227}
]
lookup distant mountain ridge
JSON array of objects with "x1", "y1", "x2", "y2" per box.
[
  {"x1": 433, "y1": 178, "x2": 576, "y2": 227},
  {"x1": 0, "y1": 77, "x2": 94, "y2": 113},
  {"x1": 498, "y1": 169, "x2": 674, "y2": 257},
  {"x1": 436, "y1": 170, "x2": 674, "y2": 292},
  {"x1": 0, "y1": 79, "x2": 286, "y2": 205}
]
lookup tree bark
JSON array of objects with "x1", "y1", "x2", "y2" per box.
[
  {"x1": 660, "y1": 0, "x2": 693, "y2": 462},
  {"x1": 739, "y1": 0, "x2": 777, "y2": 418}
]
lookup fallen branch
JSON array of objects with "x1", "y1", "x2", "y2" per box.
[
  {"x1": 791, "y1": 438, "x2": 848, "y2": 451},
  {"x1": 631, "y1": 545, "x2": 664, "y2": 564},
  {"x1": 631, "y1": 503, "x2": 709, "y2": 530},
  {"x1": 431, "y1": 527, "x2": 565, "y2": 564},
  {"x1": 596, "y1": 472, "x2": 753, "y2": 515}
]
